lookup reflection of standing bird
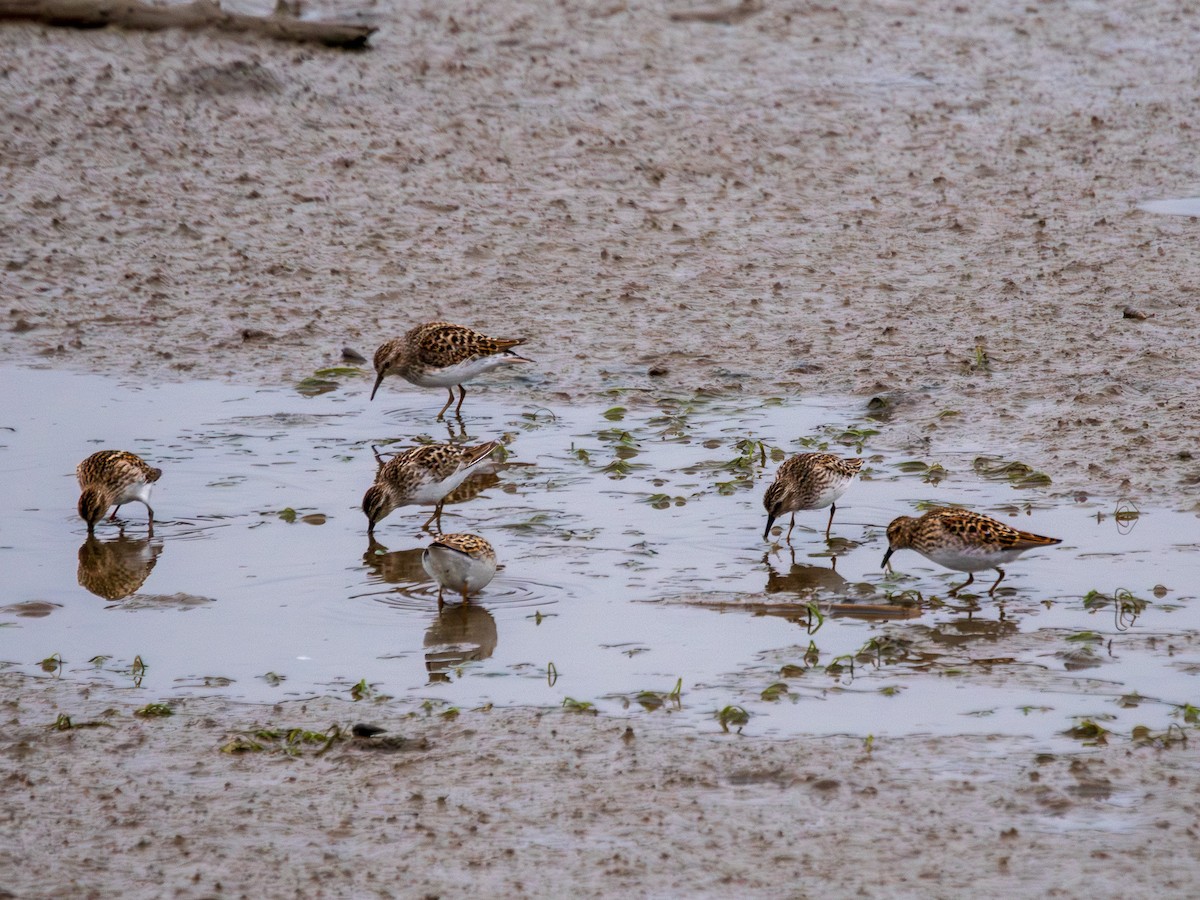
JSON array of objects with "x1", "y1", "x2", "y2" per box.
[
  {"x1": 369, "y1": 321, "x2": 531, "y2": 419},
  {"x1": 362, "y1": 441, "x2": 499, "y2": 534},
  {"x1": 763, "y1": 453, "x2": 862, "y2": 542},
  {"x1": 882, "y1": 508, "x2": 1062, "y2": 596},
  {"x1": 77, "y1": 534, "x2": 162, "y2": 600},
  {"x1": 76, "y1": 450, "x2": 163, "y2": 535},
  {"x1": 423, "y1": 602, "x2": 499, "y2": 682},
  {"x1": 421, "y1": 533, "x2": 498, "y2": 606},
  {"x1": 362, "y1": 538, "x2": 429, "y2": 585}
]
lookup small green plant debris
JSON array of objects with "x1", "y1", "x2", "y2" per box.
[
  {"x1": 260, "y1": 672, "x2": 286, "y2": 686},
  {"x1": 562, "y1": 697, "x2": 597, "y2": 714},
  {"x1": 221, "y1": 725, "x2": 346, "y2": 756},
  {"x1": 313, "y1": 366, "x2": 363, "y2": 378},
  {"x1": 602, "y1": 406, "x2": 627, "y2": 421},
  {"x1": 277, "y1": 507, "x2": 297, "y2": 523},
  {"x1": 716, "y1": 705, "x2": 750, "y2": 733},
  {"x1": 630, "y1": 679, "x2": 683, "y2": 712},
  {"x1": 294, "y1": 377, "x2": 340, "y2": 397},
  {"x1": 134, "y1": 703, "x2": 173, "y2": 718},
  {"x1": 39, "y1": 653, "x2": 63, "y2": 674},
  {"x1": 760, "y1": 682, "x2": 789, "y2": 702},
  {"x1": 47, "y1": 713, "x2": 111, "y2": 731},
  {"x1": 972, "y1": 456, "x2": 1052, "y2": 489},
  {"x1": 1063, "y1": 719, "x2": 1109, "y2": 744},
  {"x1": 835, "y1": 425, "x2": 879, "y2": 453},
  {"x1": 1175, "y1": 703, "x2": 1200, "y2": 725},
  {"x1": 1131, "y1": 724, "x2": 1188, "y2": 748},
  {"x1": 350, "y1": 678, "x2": 373, "y2": 701}
]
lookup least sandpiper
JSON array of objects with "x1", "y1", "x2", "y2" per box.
[
  {"x1": 362, "y1": 441, "x2": 499, "y2": 533},
  {"x1": 763, "y1": 453, "x2": 863, "y2": 542},
  {"x1": 421, "y1": 532, "x2": 498, "y2": 606},
  {"x1": 76, "y1": 450, "x2": 162, "y2": 535},
  {"x1": 370, "y1": 321, "x2": 531, "y2": 419},
  {"x1": 881, "y1": 507, "x2": 1062, "y2": 596}
]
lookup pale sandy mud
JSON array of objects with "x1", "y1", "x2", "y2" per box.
[
  {"x1": 2, "y1": 0, "x2": 1200, "y2": 895},
  {"x1": 3, "y1": 674, "x2": 1200, "y2": 899}
]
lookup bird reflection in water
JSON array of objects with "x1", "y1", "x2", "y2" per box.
[
  {"x1": 424, "y1": 603, "x2": 498, "y2": 684},
  {"x1": 764, "y1": 549, "x2": 850, "y2": 597},
  {"x1": 77, "y1": 534, "x2": 163, "y2": 601},
  {"x1": 762, "y1": 549, "x2": 921, "y2": 622},
  {"x1": 363, "y1": 538, "x2": 429, "y2": 586}
]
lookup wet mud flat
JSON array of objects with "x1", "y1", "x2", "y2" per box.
[
  {"x1": 4, "y1": 675, "x2": 1200, "y2": 898},
  {"x1": 3, "y1": 0, "x2": 1200, "y2": 893}
]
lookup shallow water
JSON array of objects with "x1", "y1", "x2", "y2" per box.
[
  {"x1": 1139, "y1": 196, "x2": 1200, "y2": 217},
  {"x1": 1, "y1": 365, "x2": 1196, "y2": 748}
]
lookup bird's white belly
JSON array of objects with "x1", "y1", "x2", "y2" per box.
[
  {"x1": 422, "y1": 547, "x2": 497, "y2": 595},
  {"x1": 409, "y1": 468, "x2": 472, "y2": 506},
  {"x1": 922, "y1": 547, "x2": 1023, "y2": 573},
  {"x1": 408, "y1": 357, "x2": 511, "y2": 388},
  {"x1": 809, "y1": 478, "x2": 854, "y2": 510},
  {"x1": 115, "y1": 482, "x2": 153, "y2": 507}
]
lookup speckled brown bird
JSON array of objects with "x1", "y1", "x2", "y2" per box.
[
  {"x1": 421, "y1": 532, "x2": 498, "y2": 606},
  {"x1": 370, "y1": 321, "x2": 531, "y2": 419},
  {"x1": 762, "y1": 453, "x2": 863, "y2": 542},
  {"x1": 882, "y1": 507, "x2": 1062, "y2": 596},
  {"x1": 362, "y1": 441, "x2": 499, "y2": 533},
  {"x1": 76, "y1": 450, "x2": 163, "y2": 535}
]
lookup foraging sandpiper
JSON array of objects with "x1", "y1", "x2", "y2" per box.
[
  {"x1": 763, "y1": 452, "x2": 863, "y2": 542},
  {"x1": 421, "y1": 532, "x2": 498, "y2": 606},
  {"x1": 76, "y1": 450, "x2": 162, "y2": 535},
  {"x1": 881, "y1": 507, "x2": 1062, "y2": 596},
  {"x1": 362, "y1": 441, "x2": 499, "y2": 533},
  {"x1": 370, "y1": 322, "x2": 531, "y2": 419}
]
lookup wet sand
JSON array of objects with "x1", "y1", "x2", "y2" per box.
[{"x1": 3, "y1": 0, "x2": 1200, "y2": 894}]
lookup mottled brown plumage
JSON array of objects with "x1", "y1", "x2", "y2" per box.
[
  {"x1": 76, "y1": 450, "x2": 163, "y2": 535},
  {"x1": 362, "y1": 441, "x2": 499, "y2": 533},
  {"x1": 77, "y1": 534, "x2": 162, "y2": 601},
  {"x1": 762, "y1": 453, "x2": 863, "y2": 542},
  {"x1": 370, "y1": 321, "x2": 531, "y2": 418},
  {"x1": 882, "y1": 507, "x2": 1062, "y2": 596},
  {"x1": 422, "y1": 532, "x2": 498, "y2": 606}
]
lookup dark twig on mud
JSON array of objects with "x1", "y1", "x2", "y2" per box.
[{"x1": 0, "y1": 0, "x2": 376, "y2": 48}]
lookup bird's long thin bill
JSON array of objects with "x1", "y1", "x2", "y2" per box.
[
  {"x1": 880, "y1": 548, "x2": 894, "y2": 570},
  {"x1": 369, "y1": 371, "x2": 385, "y2": 401},
  {"x1": 763, "y1": 515, "x2": 776, "y2": 541}
]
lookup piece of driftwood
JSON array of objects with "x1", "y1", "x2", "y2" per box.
[
  {"x1": 0, "y1": 0, "x2": 376, "y2": 48},
  {"x1": 668, "y1": 0, "x2": 762, "y2": 25}
]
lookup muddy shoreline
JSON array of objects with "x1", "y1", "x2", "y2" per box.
[
  {"x1": 5, "y1": 674, "x2": 1200, "y2": 899},
  {"x1": 3, "y1": 0, "x2": 1200, "y2": 894}
]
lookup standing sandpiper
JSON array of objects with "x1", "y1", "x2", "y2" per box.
[
  {"x1": 370, "y1": 322, "x2": 531, "y2": 419},
  {"x1": 362, "y1": 441, "x2": 500, "y2": 533},
  {"x1": 76, "y1": 450, "x2": 163, "y2": 535},
  {"x1": 762, "y1": 453, "x2": 863, "y2": 542},
  {"x1": 421, "y1": 533, "x2": 498, "y2": 606},
  {"x1": 881, "y1": 507, "x2": 1062, "y2": 596}
]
